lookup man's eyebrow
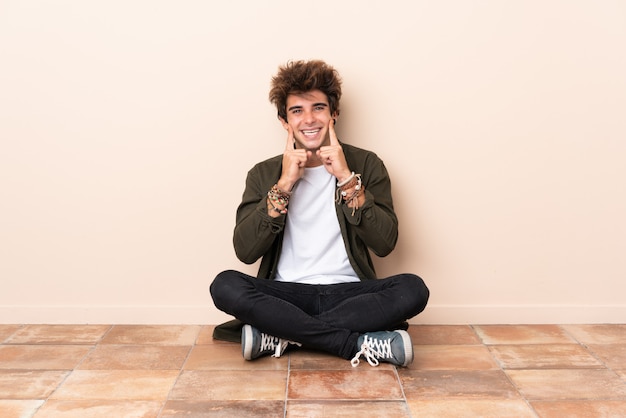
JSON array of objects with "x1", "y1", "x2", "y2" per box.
[{"x1": 287, "y1": 103, "x2": 328, "y2": 112}]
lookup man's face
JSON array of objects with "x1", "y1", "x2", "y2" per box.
[{"x1": 282, "y1": 89, "x2": 336, "y2": 152}]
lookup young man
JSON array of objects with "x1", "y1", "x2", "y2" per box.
[{"x1": 210, "y1": 60, "x2": 429, "y2": 367}]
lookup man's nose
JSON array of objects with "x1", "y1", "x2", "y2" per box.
[{"x1": 303, "y1": 109, "x2": 315, "y2": 123}]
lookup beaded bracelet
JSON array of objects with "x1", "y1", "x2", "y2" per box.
[
  {"x1": 268, "y1": 184, "x2": 291, "y2": 207},
  {"x1": 267, "y1": 197, "x2": 287, "y2": 215},
  {"x1": 335, "y1": 173, "x2": 363, "y2": 216},
  {"x1": 267, "y1": 184, "x2": 290, "y2": 215}
]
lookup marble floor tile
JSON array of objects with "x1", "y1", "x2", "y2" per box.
[
  {"x1": 78, "y1": 344, "x2": 191, "y2": 370},
  {"x1": 33, "y1": 400, "x2": 163, "y2": 418},
  {"x1": 408, "y1": 325, "x2": 481, "y2": 345},
  {"x1": 0, "y1": 400, "x2": 44, "y2": 418},
  {"x1": 194, "y1": 325, "x2": 218, "y2": 345},
  {"x1": 412, "y1": 345, "x2": 500, "y2": 370},
  {"x1": 0, "y1": 345, "x2": 91, "y2": 370},
  {"x1": 400, "y1": 370, "x2": 520, "y2": 399},
  {"x1": 289, "y1": 349, "x2": 388, "y2": 371},
  {"x1": 506, "y1": 369, "x2": 626, "y2": 400},
  {"x1": 6, "y1": 325, "x2": 110, "y2": 345},
  {"x1": 170, "y1": 370, "x2": 287, "y2": 400},
  {"x1": 531, "y1": 400, "x2": 626, "y2": 418},
  {"x1": 489, "y1": 344, "x2": 603, "y2": 369},
  {"x1": 0, "y1": 325, "x2": 22, "y2": 343},
  {"x1": 184, "y1": 344, "x2": 288, "y2": 371},
  {"x1": 161, "y1": 400, "x2": 285, "y2": 418},
  {"x1": 407, "y1": 399, "x2": 536, "y2": 418},
  {"x1": 474, "y1": 325, "x2": 576, "y2": 345},
  {"x1": 287, "y1": 400, "x2": 411, "y2": 417},
  {"x1": 587, "y1": 344, "x2": 626, "y2": 370},
  {"x1": 0, "y1": 323, "x2": 623, "y2": 416},
  {"x1": 288, "y1": 369, "x2": 403, "y2": 400},
  {"x1": 101, "y1": 325, "x2": 201, "y2": 345},
  {"x1": 0, "y1": 370, "x2": 69, "y2": 399},
  {"x1": 50, "y1": 370, "x2": 179, "y2": 400},
  {"x1": 562, "y1": 324, "x2": 626, "y2": 344}
]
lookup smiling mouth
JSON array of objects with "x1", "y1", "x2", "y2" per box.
[{"x1": 301, "y1": 129, "x2": 321, "y2": 138}]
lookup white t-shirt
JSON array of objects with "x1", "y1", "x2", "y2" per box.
[{"x1": 275, "y1": 165, "x2": 360, "y2": 285}]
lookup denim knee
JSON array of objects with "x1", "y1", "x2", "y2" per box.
[
  {"x1": 209, "y1": 270, "x2": 244, "y2": 312},
  {"x1": 405, "y1": 274, "x2": 429, "y2": 315}
]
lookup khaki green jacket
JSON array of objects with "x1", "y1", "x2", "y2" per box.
[{"x1": 233, "y1": 142, "x2": 398, "y2": 280}]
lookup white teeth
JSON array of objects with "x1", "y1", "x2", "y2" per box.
[{"x1": 302, "y1": 129, "x2": 320, "y2": 135}]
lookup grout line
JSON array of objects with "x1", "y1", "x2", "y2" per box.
[
  {"x1": 469, "y1": 324, "x2": 485, "y2": 344},
  {"x1": 72, "y1": 325, "x2": 114, "y2": 370},
  {"x1": 476, "y1": 329, "x2": 541, "y2": 417},
  {"x1": 284, "y1": 354, "x2": 291, "y2": 418},
  {"x1": 393, "y1": 364, "x2": 413, "y2": 418},
  {"x1": 156, "y1": 327, "x2": 200, "y2": 418},
  {"x1": 559, "y1": 324, "x2": 626, "y2": 380},
  {"x1": 96, "y1": 324, "x2": 115, "y2": 345},
  {"x1": 0, "y1": 324, "x2": 115, "y2": 416},
  {"x1": 0, "y1": 324, "x2": 25, "y2": 344}
]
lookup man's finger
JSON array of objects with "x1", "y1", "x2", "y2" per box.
[
  {"x1": 328, "y1": 118, "x2": 339, "y2": 146},
  {"x1": 285, "y1": 125, "x2": 295, "y2": 151}
]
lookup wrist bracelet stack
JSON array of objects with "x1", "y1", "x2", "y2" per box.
[
  {"x1": 267, "y1": 184, "x2": 291, "y2": 215},
  {"x1": 335, "y1": 172, "x2": 362, "y2": 216}
]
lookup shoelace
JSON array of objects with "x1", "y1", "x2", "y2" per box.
[
  {"x1": 350, "y1": 335, "x2": 393, "y2": 367},
  {"x1": 259, "y1": 333, "x2": 301, "y2": 358},
  {"x1": 260, "y1": 332, "x2": 279, "y2": 353},
  {"x1": 274, "y1": 339, "x2": 302, "y2": 358}
]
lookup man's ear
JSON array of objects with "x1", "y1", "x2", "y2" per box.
[{"x1": 278, "y1": 115, "x2": 288, "y2": 129}]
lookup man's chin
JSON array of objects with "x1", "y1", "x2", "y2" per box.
[
  {"x1": 295, "y1": 141, "x2": 321, "y2": 152},
  {"x1": 295, "y1": 136, "x2": 328, "y2": 152}
]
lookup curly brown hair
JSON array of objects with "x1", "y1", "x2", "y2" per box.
[{"x1": 269, "y1": 60, "x2": 342, "y2": 121}]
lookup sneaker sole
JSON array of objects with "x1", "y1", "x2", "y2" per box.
[
  {"x1": 396, "y1": 329, "x2": 414, "y2": 367},
  {"x1": 242, "y1": 324, "x2": 253, "y2": 360}
]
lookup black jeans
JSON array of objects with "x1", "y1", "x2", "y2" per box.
[{"x1": 210, "y1": 270, "x2": 429, "y2": 359}]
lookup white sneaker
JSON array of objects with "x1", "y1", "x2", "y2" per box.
[
  {"x1": 241, "y1": 324, "x2": 301, "y2": 360},
  {"x1": 351, "y1": 330, "x2": 413, "y2": 367}
]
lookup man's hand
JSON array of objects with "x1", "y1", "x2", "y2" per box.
[
  {"x1": 317, "y1": 119, "x2": 351, "y2": 183},
  {"x1": 277, "y1": 125, "x2": 309, "y2": 192}
]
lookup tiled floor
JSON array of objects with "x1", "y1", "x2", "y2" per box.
[{"x1": 1, "y1": 324, "x2": 625, "y2": 417}]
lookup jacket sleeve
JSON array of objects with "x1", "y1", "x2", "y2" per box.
[
  {"x1": 232, "y1": 165, "x2": 285, "y2": 264},
  {"x1": 341, "y1": 151, "x2": 398, "y2": 257}
]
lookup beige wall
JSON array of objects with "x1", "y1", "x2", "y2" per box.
[{"x1": 1, "y1": 1, "x2": 625, "y2": 324}]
